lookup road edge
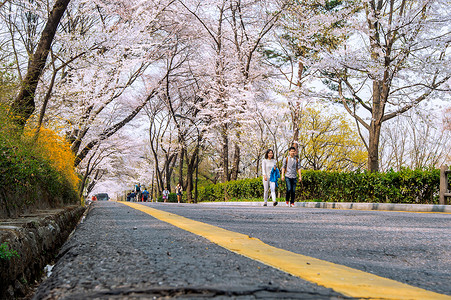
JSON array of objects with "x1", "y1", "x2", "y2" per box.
[{"x1": 199, "y1": 201, "x2": 451, "y2": 213}]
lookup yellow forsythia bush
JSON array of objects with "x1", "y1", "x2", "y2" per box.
[{"x1": 23, "y1": 127, "x2": 79, "y2": 191}]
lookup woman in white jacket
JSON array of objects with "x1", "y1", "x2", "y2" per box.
[{"x1": 262, "y1": 149, "x2": 278, "y2": 206}]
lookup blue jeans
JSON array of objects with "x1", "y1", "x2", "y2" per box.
[{"x1": 285, "y1": 177, "x2": 296, "y2": 204}]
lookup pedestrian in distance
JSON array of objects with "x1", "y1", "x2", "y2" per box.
[
  {"x1": 129, "y1": 191, "x2": 136, "y2": 202},
  {"x1": 162, "y1": 187, "x2": 169, "y2": 203},
  {"x1": 262, "y1": 149, "x2": 278, "y2": 206},
  {"x1": 176, "y1": 183, "x2": 183, "y2": 203},
  {"x1": 281, "y1": 146, "x2": 302, "y2": 207},
  {"x1": 269, "y1": 164, "x2": 280, "y2": 204},
  {"x1": 135, "y1": 183, "x2": 141, "y2": 202},
  {"x1": 141, "y1": 188, "x2": 149, "y2": 202}
]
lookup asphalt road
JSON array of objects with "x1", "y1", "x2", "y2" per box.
[{"x1": 33, "y1": 201, "x2": 451, "y2": 299}]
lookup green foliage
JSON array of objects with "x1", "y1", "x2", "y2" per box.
[
  {"x1": 0, "y1": 242, "x2": 19, "y2": 261},
  {"x1": 0, "y1": 67, "x2": 18, "y2": 103},
  {"x1": 0, "y1": 105, "x2": 79, "y2": 217},
  {"x1": 157, "y1": 193, "x2": 178, "y2": 203},
  {"x1": 198, "y1": 168, "x2": 440, "y2": 204},
  {"x1": 199, "y1": 178, "x2": 265, "y2": 202},
  {"x1": 298, "y1": 168, "x2": 439, "y2": 204},
  {"x1": 297, "y1": 107, "x2": 367, "y2": 171}
]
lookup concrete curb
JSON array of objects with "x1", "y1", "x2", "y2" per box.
[
  {"x1": 200, "y1": 201, "x2": 451, "y2": 213},
  {"x1": 0, "y1": 205, "x2": 86, "y2": 299}
]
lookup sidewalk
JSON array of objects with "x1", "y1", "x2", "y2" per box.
[{"x1": 201, "y1": 201, "x2": 451, "y2": 213}]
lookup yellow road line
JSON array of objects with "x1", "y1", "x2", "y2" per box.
[{"x1": 119, "y1": 201, "x2": 450, "y2": 300}]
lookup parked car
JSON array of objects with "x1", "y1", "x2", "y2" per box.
[{"x1": 96, "y1": 193, "x2": 110, "y2": 201}]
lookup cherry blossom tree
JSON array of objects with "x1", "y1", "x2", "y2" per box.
[
  {"x1": 84, "y1": 131, "x2": 150, "y2": 198},
  {"x1": 78, "y1": 139, "x2": 119, "y2": 198},
  {"x1": 9, "y1": 0, "x2": 450, "y2": 199},
  {"x1": 264, "y1": 0, "x2": 356, "y2": 151},
  {"x1": 36, "y1": 0, "x2": 179, "y2": 168},
  {"x1": 0, "y1": 0, "x2": 42, "y2": 82},
  {"x1": 178, "y1": 0, "x2": 289, "y2": 182},
  {"x1": 9, "y1": 0, "x2": 71, "y2": 128},
  {"x1": 315, "y1": 0, "x2": 450, "y2": 172},
  {"x1": 379, "y1": 109, "x2": 451, "y2": 171},
  {"x1": 0, "y1": 1, "x2": 10, "y2": 9},
  {"x1": 241, "y1": 93, "x2": 289, "y2": 177},
  {"x1": 145, "y1": 96, "x2": 179, "y2": 194},
  {"x1": 444, "y1": 107, "x2": 451, "y2": 131}
]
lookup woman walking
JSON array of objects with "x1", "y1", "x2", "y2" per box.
[
  {"x1": 175, "y1": 183, "x2": 183, "y2": 203},
  {"x1": 262, "y1": 149, "x2": 278, "y2": 206}
]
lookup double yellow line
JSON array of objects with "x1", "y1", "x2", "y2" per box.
[{"x1": 120, "y1": 202, "x2": 450, "y2": 300}]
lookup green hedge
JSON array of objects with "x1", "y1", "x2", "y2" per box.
[
  {"x1": 157, "y1": 193, "x2": 178, "y2": 203},
  {"x1": 199, "y1": 178, "x2": 264, "y2": 202},
  {"x1": 198, "y1": 168, "x2": 442, "y2": 204}
]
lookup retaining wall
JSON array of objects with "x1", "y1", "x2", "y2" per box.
[{"x1": 0, "y1": 205, "x2": 86, "y2": 299}]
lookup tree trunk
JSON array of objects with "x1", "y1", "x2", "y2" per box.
[
  {"x1": 179, "y1": 146, "x2": 184, "y2": 187},
  {"x1": 186, "y1": 167, "x2": 193, "y2": 203},
  {"x1": 221, "y1": 128, "x2": 229, "y2": 183},
  {"x1": 155, "y1": 164, "x2": 163, "y2": 196},
  {"x1": 289, "y1": 103, "x2": 301, "y2": 153},
  {"x1": 256, "y1": 156, "x2": 260, "y2": 177},
  {"x1": 290, "y1": 60, "x2": 304, "y2": 152},
  {"x1": 165, "y1": 154, "x2": 177, "y2": 191},
  {"x1": 292, "y1": 130, "x2": 299, "y2": 152},
  {"x1": 151, "y1": 148, "x2": 163, "y2": 196},
  {"x1": 230, "y1": 143, "x2": 240, "y2": 181},
  {"x1": 78, "y1": 171, "x2": 89, "y2": 198},
  {"x1": 34, "y1": 57, "x2": 58, "y2": 140},
  {"x1": 150, "y1": 169, "x2": 155, "y2": 201},
  {"x1": 368, "y1": 121, "x2": 382, "y2": 172},
  {"x1": 10, "y1": 0, "x2": 71, "y2": 128},
  {"x1": 185, "y1": 148, "x2": 198, "y2": 203},
  {"x1": 149, "y1": 123, "x2": 163, "y2": 196},
  {"x1": 368, "y1": 80, "x2": 384, "y2": 172},
  {"x1": 86, "y1": 169, "x2": 102, "y2": 196},
  {"x1": 156, "y1": 170, "x2": 162, "y2": 197},
  {"x1": 78, "y1": 149, "x2": 95, "y2": 198},
  {"x1": 221, "y1": 126, "x2": 229, "y2": 201}
]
